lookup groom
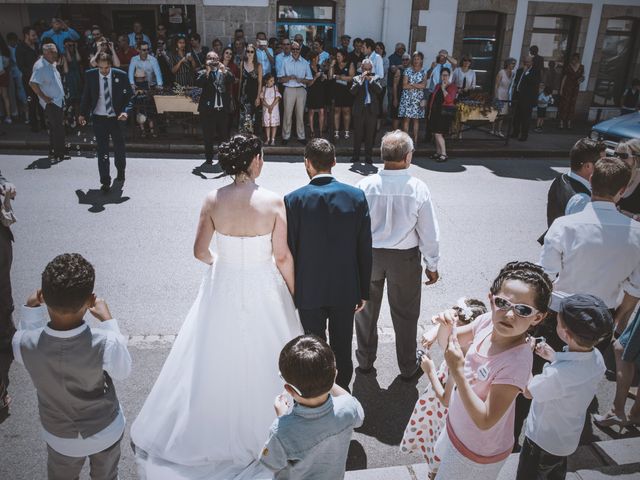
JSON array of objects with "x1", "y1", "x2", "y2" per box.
[{"x1": 285, "y1": 139, "x2": 372, "y2": 390}]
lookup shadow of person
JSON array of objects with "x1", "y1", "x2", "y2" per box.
[
  {"x1": 25, "y1": 157, "x2": 54, "y2": 170},
  {"x1": 352, "y1": 371, "x2": 419, "y2": 445},
  {"x1": 346, "y1": 439, "x2": 367, "y2": 471},
  {"x1": 349, "y1": 163, "x2": 379, "y2": 176},
  {"x1": 192, "y1": 162, "x2": 226, "y2": 180},
  {"x1": 411, "y1": 157, "x2": 467, "y2": 173},
  {"x1": 75, "y1": 181, "x2": 130, "y2": 213}
]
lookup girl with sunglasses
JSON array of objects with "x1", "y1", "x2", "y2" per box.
[{"x1": 423, "y1": 261, "x2": 552, "y2": 479}]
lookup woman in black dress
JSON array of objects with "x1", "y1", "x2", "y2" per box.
[
  {"x1": 306, "y1": 52, "x2": 327, "y2": 138},
  {"x1": 238, "y1": 44, "x2": 262, "y2": 133},
  {"x1": 329, "y1": 49, "x2": 355, "y2": 140},
  {"x1": 428, "y1": 67, "x2": 458, "y2": 162}
]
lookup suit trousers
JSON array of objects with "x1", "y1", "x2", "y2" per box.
[
  {"x1": 44, "y1": 104, "x2": 66, "y2": 158},
  {"x1": 355, "y1": 248, "x2": 422, "y2": 376},
  {"x1": 282, "y1": 87, "x2": 306, "y2": 140},
  {"x1": 516, "y1": 436, "x2": 567, "y2": 480},
  {"x1": 299, "y1": 306, "x2": 355, "y2": 390},
  {"x1": 93, "y1": 116, "x2": 126, "y2": 185},
  {"x1": 511, "y1": 100, "x2": 533, "y2": 140},
  {"x1": 0, "y1": 227, "x2": 14, "y2": 400},
  {"x1": 47, "y1": 436, "x2": 122, "y2": 480},
  {"x1": 352, "y1": 104, "x2": 377, "y2": 161},
  {"x1": 200, "y1": 110, "x2": 229, "y2": 162}
]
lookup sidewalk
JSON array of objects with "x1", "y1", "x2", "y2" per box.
[
  {"x1": 345, "y1": 438, "x2": 640, "y2": 479},
  {"x1": 0, "y1": 119, "x2": 590, "y2": 158}
]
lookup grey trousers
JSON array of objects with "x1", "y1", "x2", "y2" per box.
[
  {"x1": 282, "y1": 87, "x2": 306, "y2": 140},
  {"x1": 47, "y1": 436, "x2": 121, "y2": 480},
  {"x1": 355, "y1": 247, "x2": 422, "y2": 376}
]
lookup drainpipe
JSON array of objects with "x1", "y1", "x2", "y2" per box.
[{"x1": 381, "y1": 0, "x2": 389, "y2": 46}]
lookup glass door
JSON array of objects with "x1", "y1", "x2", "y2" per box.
[{"x1": 462, "y1": 11, "x2": 504, "y2": 92}]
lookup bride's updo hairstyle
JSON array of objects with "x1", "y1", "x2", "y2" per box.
[{"x1": 218, "y1": 134, "x2": 263, "y2": 176}]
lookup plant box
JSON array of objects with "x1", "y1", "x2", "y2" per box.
[
  {"x1": 154, "y1": 95, "x2": 199, "y2": 114},
  {"x1": 459, "y1": 107, "x2": 498, "y2": 123}
]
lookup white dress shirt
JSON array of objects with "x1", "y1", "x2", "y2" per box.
[
  {"x1": 30, "y1": 57, "x2": 65, "y2": 109},
  {"x1": 367, "y1": 51, "x2": 385, "y2": 78},
  {"x1": 525, "y1": 347, "x2": 605, "y2": 456},
  {"x1": 540, "y1": 201, "x2": 640, "y2": 308},
  {"x1": 12, "y1": 306, "x2": 132, "y2": 457},
  {"x1": 94, "y1": 71, "x2": 115, "y2": 117},
  {"x1": 564, "y1": 171, "x2": 592, "y2": 216},
  {"x1": 357, "y1": 169, "x2": 440, "y2": 271},
  {"x1": 281, "y1": 55, "x2": 312, "y2": 88}
]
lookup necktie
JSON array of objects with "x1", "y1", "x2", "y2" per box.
[
  {"x1": 103, "y1": 76, "x2": 114, "y2": 116},
  {"x1": 462, "y1": 76, "x2": 467, "y2": 90},
  {"x1": 364, "y1": 79, "x2": 371, "y2": 105}
]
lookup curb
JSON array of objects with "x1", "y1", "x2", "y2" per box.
[{"x1": 0, "y1": 139, "x2": 567, "y2": 158}]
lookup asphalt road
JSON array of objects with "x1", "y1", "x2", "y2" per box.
[{"x1": 0, "y1": 153, "x2": 624, "y2": 478}]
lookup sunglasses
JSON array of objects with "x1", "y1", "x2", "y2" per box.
[
  {"x1": 247, "y1": 50, "x2": 255, "y2": 53},
  {"x1": 291, "y1": 48, "x2": 300, "y2": 51},
  {"x1": 615, "y1": 152, "x2": 637, "y2": 160},
  {"x1": 493, "y1": 295, "x2": 538, "y2": 317},
  {"x1": 279, "y1": 372, "x2": 303, "y2": 397}
]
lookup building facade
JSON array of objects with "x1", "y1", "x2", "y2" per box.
[{"x1": 1, "y1": 0, "x2": 638, "y2": 117}]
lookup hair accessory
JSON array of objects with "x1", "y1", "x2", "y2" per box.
[{"x1": 455, "y1": 297, "x2": 473, "y2": 320}]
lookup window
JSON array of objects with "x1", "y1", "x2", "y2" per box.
[
  {"x1": 593, "y1": 18, "x2": 639, "y2": 106},
  {"x1": 530, "y1": 15, "x2": 577, "y2": 70},
  {"x1": 462, "y1": 11, "x2": 504, "y2": 91},
  {"x1": 276, "y1": 1, "x2": 336, "y2": 48}
]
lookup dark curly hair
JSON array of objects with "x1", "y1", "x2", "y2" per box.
[
  {"x1": 218, "y1": 134, "x2": 263, "y2": 176},
  {"x1": 41, "y1": 253, "x2": 95, "y2": 312},
  {"x1": 490, "y1": 261, "x2": 553, "y2": 313},
  {"x1": 279, "y1": 335, "x2": 336, "y2": 398}
]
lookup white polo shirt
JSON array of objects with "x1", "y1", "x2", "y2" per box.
[{"x1": 525, "y1": 347, "x2": 605, "y2": 456}]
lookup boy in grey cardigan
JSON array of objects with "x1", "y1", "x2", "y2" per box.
[{"x1": 12, "y1": 253, "x2": 131, "y2": 480}]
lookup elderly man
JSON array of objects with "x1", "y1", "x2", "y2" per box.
[
  {"x1": 40, "y1": 18, "x2": 79, "y2": 54},
  {"x1": 195, "y1": 51, "x2": 234, "y2": 163},
  {"x1": 279, "y1": 41, "x2": 312, "y2": 145},
  {"x1": 511, "y1": 55, "x2": 538, "y2": 141},
  {"x1": 355, "y1": 130, "x2": 440, "y2": 379},
  {"x1": 29, "y1": 43, "x2": 66, "y2": 161},
  {"x1": 293, "y1": 34, "x2": 310, "y2": 59},
  {"x1": 0, "y1": 170, "x2": 16, "y2": 423},
  {"x1": 128, "y1": 42, "x2": 163, "y2": 89},
  {"x1": 350, "y1": 58, "x2": 383, "y2": 164},
  {"x1": 128, "y1": 21, "x2": 150, "y2": 48}
]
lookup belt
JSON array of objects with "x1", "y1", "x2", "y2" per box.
[{"x1": 93, "y1": 114, "x2": 117, "y2": 119}]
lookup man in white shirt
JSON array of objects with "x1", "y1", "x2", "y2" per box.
[
  {"x1": 355, "y1": 130, "x2": 440, "y2": 379},
  {"x1": 280, "y1": 42, "x2": 312, "y2": 144},
  {"x1": 361, "y1": 38, "x2": 384, "y2": 77},
  {"x1": 540, "y1": 157, "x2": 640, "y2": 327}
]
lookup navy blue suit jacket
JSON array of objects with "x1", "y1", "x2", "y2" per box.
[
  {"x1": 285, "y1": 176, "x2": 372, "y2": 310},
  {"x1": 80, "y1": 68, "x2": 134, "y2": 118}
]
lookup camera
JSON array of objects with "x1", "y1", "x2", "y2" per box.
[
  {"x1": 258, "y1": 40, "x2": 268, "y2": 47},
  {"x1": 416, "y1": 349, "x2": 426, "y2": 369}
]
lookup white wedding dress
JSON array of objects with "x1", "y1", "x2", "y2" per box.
[{"x1": 131, "y1": 232, "x2": 303, "y2": 479}]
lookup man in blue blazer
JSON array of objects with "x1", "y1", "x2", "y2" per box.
[
  {"x1": 285, "y1": 139, "x2": 372, "y2": 390},
  {"x1": 79, "y1": 52, "x2": 134, "y2": 192}
]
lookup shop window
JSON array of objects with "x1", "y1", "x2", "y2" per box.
[
  {"x1": 592, "y1": 18, "x2": 639, "y2": 106},
  {"x1": 461, "y1": 11, "x2": 505, "y2": 92},
  {"x1": 530, "y1": 15, "x2": 577, "y2": 70},
  {"x1": 276, "y1": 1, "x2": 336, "y2": 48}
]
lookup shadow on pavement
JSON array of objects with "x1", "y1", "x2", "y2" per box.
[
  {"x1": 75, "y1": 181, "x2": 130, "y2": 213},
  {"x1": 346, "y1": 440, "x2": 367, "y2": 471},
  {"x1": 349, "y1": 163, "x2": 379, "y2": 176},
  {"x1": 191, "y1": 162, "x2": 226, "y2": 180},
  {"x1": 352, "y1": 371, "x2": 419, "y2": 446},
  {"x1": 25, "y1": 157, "x2": 56, "y2": 170},
  {"x1": 412, "y1": 158, "x2": 467, "y2": 173}
]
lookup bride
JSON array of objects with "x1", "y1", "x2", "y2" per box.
[{"x1": 130, "y1": 134, "x2": 304, "y2": 479}]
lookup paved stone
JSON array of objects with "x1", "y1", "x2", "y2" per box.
[
  {"x1": 345, "y1": 465, "x2": 413, "y2": 479},
  {"x1": 593, "y1": 438, "x2": 640, "y2": 466},
  {"x1": 576, "y1": 464, "x2": 640, "y2": 479}
]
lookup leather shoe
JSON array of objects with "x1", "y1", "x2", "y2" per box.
[
  {"x1": 282, "y1": 139, "x2": 289, "y2": 145},
  {"x1": 365, "y1": 157, "x2": 373, "y2": 165},
  {"x1": 298, "y1": 138, "x2": 307, "y2": 145}
]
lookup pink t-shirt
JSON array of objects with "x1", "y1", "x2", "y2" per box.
[{"x1": 446, "y1": 313, "x2": 533, "y2": 463}]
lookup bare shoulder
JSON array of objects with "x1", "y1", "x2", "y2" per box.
[
  {"x1": 203, "y1": 189, "x2": 219, "y2": 208},
  {"x1": 257, "y1": 187, "x2": 285, "y2": 208}
]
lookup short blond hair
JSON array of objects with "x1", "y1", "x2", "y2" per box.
[{"x1": 381, "y1": 130, "x2": 413, "y2": 163}]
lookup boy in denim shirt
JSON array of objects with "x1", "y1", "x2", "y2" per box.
[{"x1": 259, "y1": 335, "x2": 364, "y2": 479}]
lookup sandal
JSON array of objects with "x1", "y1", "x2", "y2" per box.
[
  {"x1": 334, "y1": 131, "x2": 340, "y2": 140},
  {"x1": 593, "y1": 410, "x2": 628, "y2": 429},
  {"x1": 436, "y1": 154, "x2": 448, "y2": 163}
]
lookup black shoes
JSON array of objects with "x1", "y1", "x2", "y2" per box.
[
  {"x1": 100, "y1": 183, "x2": 110, "y2": 193},
  {"x1": 298, "y1": 138, "x2": 307, "y2": 145},
  {"x1": 282, "y1": 139, "x2": 289, "y2": 145},
  {"x1": 365, "y1": 157, "x2": 373, "y2": 165}
]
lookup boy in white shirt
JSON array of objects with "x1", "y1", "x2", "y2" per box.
[{"x1": 516, "y1": 294, "x2": 611, "y2": 479}]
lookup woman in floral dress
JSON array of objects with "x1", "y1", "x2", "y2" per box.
[{"x1": 399, "y1": 51, "x2": 428, "y2": 144}]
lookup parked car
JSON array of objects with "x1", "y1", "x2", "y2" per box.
[{"x1": 590, "y1": 111, "x2": 640, "y2": 152}]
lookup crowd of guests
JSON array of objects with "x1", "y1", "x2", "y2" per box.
[
  {"x1": 4, "y1": 18, "x2": 639, "y2": 167},
  {"x1": 1, "y1": 129, "x2": 639, "y2": 479}
]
